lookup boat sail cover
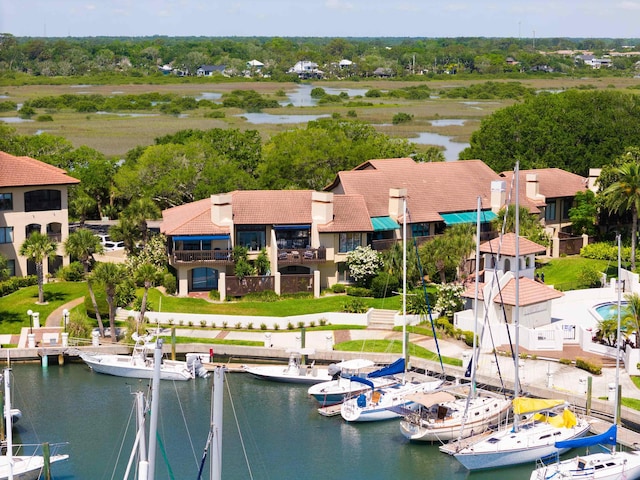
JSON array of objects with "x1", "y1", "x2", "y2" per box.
[
  {"x1": 512, "y1": 397, "x2": 565, "y2": 415},
  {"x1": 533, "y1": 408, "x2": 577, "y2": 428},
  {"x1": 367, "y1": 358, "x2": 405, "y2": 378},
  {"x1": 555, "y1": 424, "x2": 617, "y2": 449},
  {"x1": 349, "y1": 376, "x2": 375, "y2": 389}
]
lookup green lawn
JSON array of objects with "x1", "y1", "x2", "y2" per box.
[
  {"x1": 536, "y1": 257, "x2": 618, "y2": 291},
  {"x1": 334, "y1": 339, "x2": 462, "y2": 366}
]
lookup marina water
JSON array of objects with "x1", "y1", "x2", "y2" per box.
[{"x1": 13, "y1": 362, "x2": 541, "y2": 479}]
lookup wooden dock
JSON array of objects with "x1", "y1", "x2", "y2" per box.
[{"x1": 588, "y1": 416, "x2": 640, "y2": 450}]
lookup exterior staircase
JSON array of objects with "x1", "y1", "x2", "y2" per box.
[{"x1": 368, "y1": 308, "x2": 398, "y2": 330}]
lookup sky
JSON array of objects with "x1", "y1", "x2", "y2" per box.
[{"x1": 2, "y1": 0, "x2": 640, "y2": 39}]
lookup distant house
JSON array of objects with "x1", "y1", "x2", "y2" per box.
[
  {"x1": 339, "y1": 59, "x2": 353, "y2": 69},
  {"x1": 373, "y1": 67, "x2": 393, "y2": 78},
  {"x1": 246, "y1": 59, "x2": 264, "y2": 70},
  {"x1": 575, "y1": 54, "x2": 612, "y2": 69},
  {"x1": 196, "y1": 65, "x2": 228, "y2": 77},
  {"x1": 288, "y1": 61, "x2": 323, "y2": 79},
  {"x1": 158, "y1": 64, "x2": 173, "y2": 75}
]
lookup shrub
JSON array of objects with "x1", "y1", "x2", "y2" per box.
[
  {"x1": 461, "y1": 330, "x2": 477, "y2": 347},
  {"x1": 208, "y1": 289, "x2": 220, "y2": 301},
  {"x1": 370, "y1": 272, "x2": 400, "y2": 298},
  {"x1": 365, "y1": 89, "x2": 382, "y2": 98},
  {"x1": 559, "y1": 358, "x2": 572, "y2": 365},
  {"x1": 243, "y1": 290, "x2": 278, "y2": 302},
  {"x1": 577, "y1": 264, "x2": 602, "y2": 288},
  {"x1": 57, "y1": 262, "x2": 85, "y2": 282},
  {"x1": 331, "y1": 283, "x2": 347, "y2": 293},
  {"x1": 36, "y1": 114, "x2": 54, "y2": 122},
  {"x1": 188, "y1": 320, "x2": 194, "y2": 327},
  {"x1": 342, "y1": 297, "x2": 368, "y2": 313},
  {"x1": 309, "y1": 321, "x2": 316, "y2": 328},
  {"x1": 163, "y1": 273, "x2": 177, "y2": 295},
  {"x1": 200, "y1": 320, "x2": 207, "y2": 327},
  {"x1": 204, "y1": 110, "x2": 225, "y2": 118},
  {"x1": 392, "y1": 112, "x2": 413, "y2": 124},
  {"x1": 297, "y1": 321, "x2": 305, "y2": 329},
  {"x1": 247, "y1": 322, "x2": 254, "y2": 329},
  {"x1": 287, "y1": 322, "x2": 294, "y2": 330},
  {"x1": 235, "y1": 322, "x2": 242, "y2": 329},
  {"x1": 576, "y1": 357, "x2": 602, "y2": 375},
  {"x1": 131, "y1": 296, "x2": 153, "y2": 312},
  {"x1": 435, "y1": 317, "x2": 455, "y2": 337},
  {"x1": 346, "y1": 286, "x2": 372, "y2": 297},
  {"x1": 222, "y1": 321, "x2": 228, "y2": 329},
  {"x1": 260, "y1": 323, "x2": 267, "y2": 330},
  {"x1": 0, "y1": 276, "x2": 37, "y2": 297}
]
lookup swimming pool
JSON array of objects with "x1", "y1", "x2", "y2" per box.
[{"x1": 593, "y1": 301, "x2": 628, "y2": 321}]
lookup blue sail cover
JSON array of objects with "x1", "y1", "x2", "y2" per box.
[
  {"x1": 367, "y1": 358, "x2": 405, "y2": 378},
  {"x1": 350, "y1": 376, "x2": 375, "y2": 389},
  {"x1": 555, "y1": 424, "x2": 617, "y2": 449}
]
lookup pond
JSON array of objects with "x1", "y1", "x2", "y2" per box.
[
  {"x1": 411, "y1": 132, "x2": 469, "y2": 161},
  {"x1": 236, "y1": 112, "x2": 331, "y2": 124},
  {"x1": 0, "y1": 117, "x2": 33, "y2": 123},
  {"x1": 430, "y1": 119, "x2": 466, "y2": 127},
  {"x1": 280, "y1": 84, "x2": 371, "y2": 107}
]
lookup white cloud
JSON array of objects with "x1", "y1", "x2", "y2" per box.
[
  {"x1": 618, "y1": 1, "x2": 640, "y2": 10},
  {"x1": 325, "y1": 0, "x2": 354, "y2": 11}
]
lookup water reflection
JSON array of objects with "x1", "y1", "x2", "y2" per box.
[
  {"x1": 281, "y1": 84, "x2": 371, "y2": 107},
  {"x1": 0, "y1": 117, "x2": 33, "y2": 123},
  {"x1": 197, "y1": 92, "x2": 223, "y2": 101},
  {"x1": 236, "y1": 112, "x2": 330, "y2": 124},
  {"x1": 430, "y1": 119, "x2": 466, "y2": 127},
  {"x1": 412, "y1": 132, "x2": 469, "y2": 161}
]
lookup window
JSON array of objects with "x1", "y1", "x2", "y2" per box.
[
  {"x1": 411, "y1": 223, "x2": 430, "y2": 237},
  {"x1": 0, "y1": 193, "x2": 12, "y2": 211},
  {"x1": 236, "y1": 226, "x2": 266, "y2": 251},
  {"x1": 0, "y1": 227, "x2": 13, "y2": 244},
  {"x1": 275, "y1": 227, "x2": 310, "y2": 249},
  {"x1": 562, "y1": 199, "x2": 572, "y2": 220},
  {"x1": 337, "y1": 262, "x2": 353, "y2": 283},
  {"x1": 192, "y1": 267, "x2": 218, "y2": 290},
  {"x1": 545, "y1": 201, "x2": 557, "y2": 221},
  {"x1": 7, "y1": 260, "x2": 14, "y2": 277},
  {"x1": 339, "y1": 232, "x2": 361, "y2": 253},
  {"x1": 24, "y1": 189, "x2": 61, "y2": 212}
]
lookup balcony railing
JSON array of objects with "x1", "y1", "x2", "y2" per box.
[
  {"x1": 172, "y1": 249, "x2": 234, "y2": 264},
  {"x1": 277, "y1": 248, "x2": 326, "y2": 264}
]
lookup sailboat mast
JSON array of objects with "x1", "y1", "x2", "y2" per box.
[
  {"x1": 4, "y1": 368, "x2": 13, "y2": 480},
  {"x1": 514, "y1": 162, "x2": 521, "y2": 430},
  {"x1": 615, "y1": 233, "x2": 622, "y2": 434},
  {"x1": 471, "y1": 196, "x2": 481, "y2": 388},
  {"x1": 402, "y1": 193, "x2": 407, "y2": 368},
  {"x1": 147, "y1": 339, "x2": 162, "y2": 480},
  {"x1": 211, "y1": 366, "x2": 224, "y2": 480}
]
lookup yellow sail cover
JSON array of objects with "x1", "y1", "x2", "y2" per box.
[
  {"x1": 512, "y1": 397, "x2": 565, "y2": 415},
  {"x1": 533, "y1": 408, "x2": 577, "y2": 428}
]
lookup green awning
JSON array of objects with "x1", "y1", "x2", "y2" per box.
[
  {"x1": 371, "y1": 216, "x2": 400, "y2": 231},
  {"x1": 440, "y1": 210, "x2": 497, "y2": 225}
]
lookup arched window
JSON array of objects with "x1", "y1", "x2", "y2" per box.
[{"x1": 504, "y1": 258, "x2": 511, "y2": 272}]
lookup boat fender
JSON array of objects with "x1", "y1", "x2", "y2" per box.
[{"x1": 357, "y1": 394, "x2": 367, "y2": 408}]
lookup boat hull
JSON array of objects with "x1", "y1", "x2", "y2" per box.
[
  {"x1": 80, "y1": 353, "x2": 194, "y2": 381},
  {"x1": 243, "y1": 365, "x2": 333, "y2": 385},
  {"x1": 308, "y1": 376, "x2": 399, "y2": 407},
  {"x1": 400, "y1": 396, "x2": 511, "y2": 442},
  {"x1": 0, "y1": 454, "x2": 68, "y2": 480},
  {"x1": 451, "y1": 420, "x2": 591, "y2": 470},
  {"x1": 529, "y1": 451, "x2": 640, "y2": 480}
]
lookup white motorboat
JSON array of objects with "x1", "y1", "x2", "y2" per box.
[
  {"x1": 529, "y1": 237, "x2": 640, "y2": 480},
  {"x1": 0, "y1": 368, "x2": 68, "y2": 480},
  {"x1": 308, "y1": 358, "x2": 401, "y2": 407},
  {"x1": 243, "y1": 349, "x2": 334, "y2": 385},
  {"x1": 80, "y1": 333, "x2": 208, "y2": 381},
  {"x1": 340, "y1": 376, "x2": 443, "y2": 422},
  {"x1": 399, "y1": 388, "x2": 511, "y2": 442}
]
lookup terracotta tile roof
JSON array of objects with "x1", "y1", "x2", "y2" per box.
[
  {"x1": 161, "y1": 191, "x2": 372, "y2": 235},
  {"x1": 493, "y1": 276, "x2": 564, "y2": 306},
  {"x1": 479, "y1": 233, "x2": 547, "y2": 256},
  {"x1": 161, "y1": 198, "x2": 230, "y2": 236},
  {"x1": 326, "y1": 158, "x2": 502, "y2": 223},
  {"x1": 318, "y1": 194, "x2": 372, "y2": 232},
  {"x1": 0, "y1": 151, "x2": 80, "y2": 187},
  {"x1": 499, "y1": 168, "x2": 588, "y2": 213},
  {"x1": 231, "y1": 190, "x2": 312, "y2": 224}
]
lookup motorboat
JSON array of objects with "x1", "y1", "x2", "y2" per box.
[
  {"x1": 243, "y1": 349, "x2": 334, "y2": 385},
  {"x1": 308, "y1": 358, "x2": 404, "y2": 407},
  {"x1": 399, "y1": 387, "x2": 511, "y2": 442},
  {"x1": 79, "y1": 333, "x2": 208, "y2": 381}
]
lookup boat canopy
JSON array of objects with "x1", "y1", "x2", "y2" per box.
[
  {"x1": 533, "y1": 408, "x2": 577, "y2": 429},
  {"x1": 512, "y1": 397, "x2": 565, "y2": 415},
  {"x1": 334, "y1": 359, "x2": 375, "y2": 370},
  {"x1": 555, "y1": 424, "x2": 617, "y2": 449},
  {"x1": 405, "y1": 391, "x2": 456, "y2": 407},
  {"x1": 350, "y1": 376, "x2": 375, "y2": 389},
  {"x1": 367, "y1": 358, "x2": 405, "y2": 378}
]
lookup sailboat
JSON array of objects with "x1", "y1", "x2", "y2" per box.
[
  {"x1": 444, "y1": 162, "x2": 590, "y2": 470},
  {"x1": 340, "y1": 192, "x2": 443, "y2": 422},
  {"x1": 399, "y1": 196, "x2": 511, "y2": 440},
  {"x1": 529, "y1": 234, "x2": 640, "y2": 480},
  {"x1": 0, "y1": 368, "x2": 69, "y2": 480}
]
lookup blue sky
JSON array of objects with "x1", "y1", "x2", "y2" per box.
[{"x1": 2, "y1": 0, "x2": 640, "y2": 38}]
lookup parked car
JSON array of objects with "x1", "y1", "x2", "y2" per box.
[{"x1": 95, "y1": 234, "x2": 125, "y2": 251}]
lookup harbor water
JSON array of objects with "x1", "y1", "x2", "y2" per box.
[{"x1": 12, "y1": 362, "x2": 541, "y2": 479}]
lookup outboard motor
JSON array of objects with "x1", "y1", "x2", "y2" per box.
[
  {"x1": 187, "y1": 355, "x2": 209, "y2": 378},
  {"x1": 328, "y1": 363, "x2": 341, "y2": 380}
]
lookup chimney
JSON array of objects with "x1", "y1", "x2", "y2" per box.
[
  {"x1": 210, "y1": 194, "x2": 233, "y2": 226},
  {"x1": 588, "y1": 168, "x2": 602, "y2": 193},
  {"x1": 312, "y1": 191, "x2": 333, "y2": 224},
  {"x1": 490, "y1": 180, "x2": 506, "y2": 213},
  {"x1": 388, "y1": 188, "x2": 407, "y2": 220},
  {"x1": 526, "y1": 173, "x2": 539, "y2": 200}
]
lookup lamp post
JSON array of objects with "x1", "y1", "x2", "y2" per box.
[
  {"x1": 26, "y1": 310, "x2": 35, "y2": 348},
  {"x1": 62, "y1": 309, "x2": 70, "y2": 348}
]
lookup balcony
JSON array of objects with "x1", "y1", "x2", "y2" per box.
[
  {"x1": 277, "y1": 248, "x2": 326, "y2": 264},
  {"x1": 172, "y1": 249, "x2": 234, "y2": 265}
]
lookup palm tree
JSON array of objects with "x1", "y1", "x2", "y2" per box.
[
  {"x1": 135, "y1": 262, "x2": 160, "y2": 326},
  {"x1": 604, "y1": 162, "x2": 640, "y2": 271},
  {"x1": 623, "y1": 292, "x2": 640, "y2": 348},
  {"x1": 126, "y1": 198, "x2": 160, "y2": 246},
  {"x1": 91, "y1": 262, "x2": 123, "y2": 343},
  {"x1": 64, "y1": 229, "x2": 106, "y2": 335},
  {"x1": 19, "y1": 231, "x2": 57, "y2": 303}
]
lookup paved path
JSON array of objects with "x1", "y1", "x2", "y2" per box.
[{"x1": 45, "y1": 297, "x2": 85, "y2": 327}]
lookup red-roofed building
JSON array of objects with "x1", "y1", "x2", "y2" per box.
[
  {"x1": 0, "y1": 151, "x2": 80, "y2": 277},
  {"x1": 161, "y1": 191, "x2": 374, "y2": 297}
]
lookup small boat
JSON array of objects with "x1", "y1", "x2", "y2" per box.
[
  {"x1": 243, "y1": 349, "x2": 334, "y2": 385},
  {"x1": 0, "y1": 368, "x2": 68, "y2": 480},
  {"x1": 399, "y1": 388, "x2": 511, "y2": 442},
  {"x1": 308, "y1": 358, "x2": 404, "y2": 407},
  {"x1": 340, "y1": 376, "x2": 443, "y2": 422},
  {"x1": 80, "y1": 332, "x2": 208, "y2": 381}
]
